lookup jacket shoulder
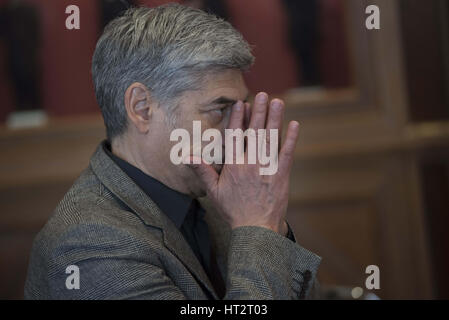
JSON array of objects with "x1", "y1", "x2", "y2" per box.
[{"x1": 24, "y1": 166, "x2": 163, "y2": 299}]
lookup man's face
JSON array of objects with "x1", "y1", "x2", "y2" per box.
[{"x1": 148, "y1": 69, "x2": 249, "y2": 196}]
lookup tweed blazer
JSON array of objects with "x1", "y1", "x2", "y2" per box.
[{"x1": 24, "y1": 143, "x2": 321, "y2": 299}]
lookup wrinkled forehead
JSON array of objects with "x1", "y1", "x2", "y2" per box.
[{"x1": 194, "y1": 69, "x2": 249, "y2": 106}]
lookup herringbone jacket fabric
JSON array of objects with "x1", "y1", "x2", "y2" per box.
[{"x1": 24, "y1": 143, "x2": 321, "y2": 300}]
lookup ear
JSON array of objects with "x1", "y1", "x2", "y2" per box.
[{"x1": 124, "y1": 82, "x2": 153, "y2": 135}]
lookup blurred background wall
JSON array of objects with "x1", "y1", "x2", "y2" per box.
[{"x1": 0, "y1": 0, "x2": 448, "y2": 299}]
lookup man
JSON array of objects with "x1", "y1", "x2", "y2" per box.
[{"x1": 24, "y1": 4, "x2": 321, "y2": 300}]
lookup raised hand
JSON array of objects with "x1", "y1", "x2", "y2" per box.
[{"x1": 189, "y1": 92, "x2": 300, "y2": 236}]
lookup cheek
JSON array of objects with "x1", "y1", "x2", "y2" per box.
[
  {"x1": 207, "y1": 116, "x2": 228, "y2": 135},
  {"x1": 204, "y1": 111, "x2": 223, "y2": 126},
  {"x1": 198, "y1": 112, "x2": 220, "y2": 130}
]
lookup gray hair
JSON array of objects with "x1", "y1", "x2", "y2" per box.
[{"x1": 92, "y1": 3, "x2": 254, "y2": 140}]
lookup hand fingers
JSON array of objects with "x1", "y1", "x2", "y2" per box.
[
  {"x1": 244, "y1": 102, "x2": 251, "y2": 130},
  {"x1": 265, "y1": 99, "x2": 284, "y2": 151},
  {"x1": 227, "y1": 100, "x2": 245, "y2": 130},
  {"x1": 248, "y1": 92, "x2": 268, "y2": 130},
  {"x1": 278, "y1": 121, "x2": 300, "y2": 175}
]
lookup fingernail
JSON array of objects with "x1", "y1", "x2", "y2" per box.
[
  {"x1": 272, "y1": 100, "x2": 282, "y2": 110},
  {"x1": 234, "y1": 101, "x2": 243, "y2": 111},
  {"x1": 257, "y1": 92, "x2": 268, "y2": 103}
]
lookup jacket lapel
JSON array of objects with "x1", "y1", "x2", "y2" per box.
[{"x1": 89, "y1": 143, "x2": 219, "y2": 299}]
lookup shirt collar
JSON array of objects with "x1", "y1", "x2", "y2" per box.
[{"x1": 102, "y1": 141, "x2": 194, "y2": 229}]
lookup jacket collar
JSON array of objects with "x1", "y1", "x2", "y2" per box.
[{"x1": 89, "y1": 141, "x2": 230, "y2": 299}]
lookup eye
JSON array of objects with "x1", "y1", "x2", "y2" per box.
[
  {"x1": 210, "y1": 104, "x2": 231, "y2": 118},
  {"x1": 211, "y1": 108, "x2": 224, "y2": 116}
]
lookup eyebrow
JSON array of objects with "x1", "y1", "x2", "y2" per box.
[{"x1": 210, "y1": 93, "x2": 250, "y2": 106}]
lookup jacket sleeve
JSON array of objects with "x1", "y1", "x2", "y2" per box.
[{"x1": 224, "y1": 226, "x2": 321, "y2": 299}]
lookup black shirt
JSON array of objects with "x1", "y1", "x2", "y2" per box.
[{"x1": 103, "y1": 141, "x2": 296, "y2": 298}]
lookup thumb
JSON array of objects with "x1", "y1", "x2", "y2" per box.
[{"x1": 186, "y1": 156, "x2": 219, "y2": 192}]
